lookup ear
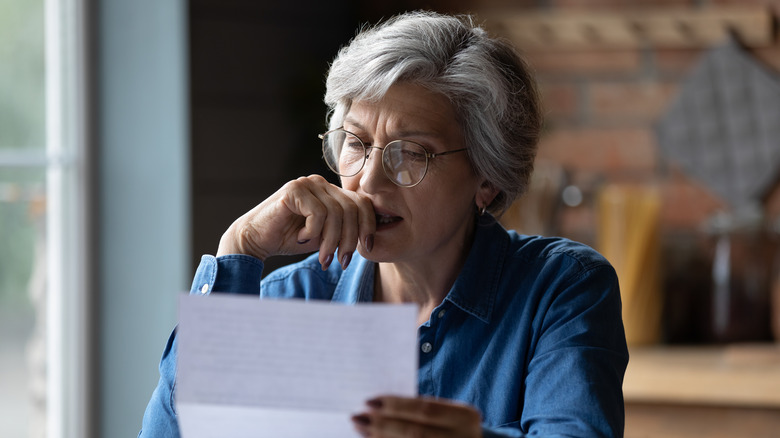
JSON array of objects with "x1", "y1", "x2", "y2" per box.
[{"x1": 476, "y1": 180, "x2": 500, "y2": 210}]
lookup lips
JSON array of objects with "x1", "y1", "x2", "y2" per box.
[
  {"x1": 376, "y1": 214, "x2": 402, "y2": 225},
  {"x1": 373, "y1": 207, "x2": 402, "y2": 230}
]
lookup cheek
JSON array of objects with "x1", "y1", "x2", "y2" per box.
[{"x1": 407, "y1": 186, "x2": 464, "y2": 218}]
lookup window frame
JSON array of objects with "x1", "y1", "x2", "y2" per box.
[{"x1": 44, "y1": 0, "x2": 92, "y2": 436}]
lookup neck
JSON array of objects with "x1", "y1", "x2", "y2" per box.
[{"x1": 374, "y1": 225, "x2": 475, "y2": 325}]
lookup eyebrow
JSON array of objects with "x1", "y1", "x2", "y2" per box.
[{"x1": 342, "y1": 117, "x2": 443, "y2": 142}]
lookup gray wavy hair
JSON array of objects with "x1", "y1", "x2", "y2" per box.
[{"x1": 324, "y1": 11, "x2": 543, "y2": 215}]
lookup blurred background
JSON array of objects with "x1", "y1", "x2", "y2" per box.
[{"x1": 1, "y1": 0, "x2": 779, "y2": 437}]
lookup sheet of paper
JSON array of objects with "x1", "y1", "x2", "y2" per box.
[{"x1": 176, "y1": 294, "x2": 418, "y2": 438}]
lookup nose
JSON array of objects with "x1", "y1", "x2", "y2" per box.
[{"x1": 359, "y1": 146, "x2": 393, "y2": 193}]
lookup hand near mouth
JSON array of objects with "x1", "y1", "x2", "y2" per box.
[{"x1": 216, "y1": 175, "x2": 376, "y2": 270}]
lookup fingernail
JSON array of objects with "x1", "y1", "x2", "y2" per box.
[
  {"x1": 297, "y1": 239, "x2": 310, "y2": 244},
  {"x1": 321, "y1": 254, "x2": 333, "y2": 271},
  {"x1": 341, "y1": 252, "x2": 352, "y2": 270},
  {"x1": 364, "y1": 234, "x2": 374, "y2": 252},
  {"x1": 352, "y1": 413, "x2": 371, "y2": 426},
  {"x1": 366, "y1": 398, "x2": 383, "y2": 409}
]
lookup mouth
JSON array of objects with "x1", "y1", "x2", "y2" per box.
[{"x1": 375, "y1": 211, "x2": 403, "y2": 230}]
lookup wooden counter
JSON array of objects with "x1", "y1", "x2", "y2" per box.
[{"x1": 623, "y1": 344, "x2": 780, "y2": 438}]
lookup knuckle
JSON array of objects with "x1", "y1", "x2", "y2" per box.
[
  {"x1": 307, "y1": 174, "x2": 327, "y2": 184},
  {"x1": 292, "y1": 176, "x2": 308, "y2": 185},
  {"x1": 284, "y1": 179, "x2": 304, "y2": 194},
  {"x1": 357, "y1": 196, "x2": 374, "y2": 209}
]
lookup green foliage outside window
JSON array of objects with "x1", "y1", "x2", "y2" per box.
[
  {"x1": 0, "y1": 0, "x2": 45, "y2": 309},
  {"x1": 0, "y1": 0, "x2": 45, "y2": 149}
]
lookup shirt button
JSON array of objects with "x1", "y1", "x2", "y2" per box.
[
  {"x1": 421, "y1": 342, "x2": 433, "y2": 353},
  {"x1": 200, "y1": 283, "x2": 209, "y2": 294},
  {"x1": 437, "y1": 309, "x2": 446, "y2": 319}
]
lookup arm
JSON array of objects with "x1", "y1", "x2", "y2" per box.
[
  {"x1": 140, "y1": 175, "x2": 376, "y2": 435},
  {"x1": 139, "y1": 331, "x2": 179, "y2": 437},
  {"x1": 138, "y1": 254, "x2": 265, "y2": 437},
  {"x1": 216, "y1": 175, "x2": 375, "y2": 268},
  {"x1": 519, "y1": 263, "x2": 628, "y2": 437}
]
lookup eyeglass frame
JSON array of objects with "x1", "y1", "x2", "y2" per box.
[{"x1": 319, "y1": 127, "x2": 469, "y2": 188}]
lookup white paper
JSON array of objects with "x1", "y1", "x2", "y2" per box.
[{"x1": 176, "y1": 294, "x2": 418, "y2": 438}]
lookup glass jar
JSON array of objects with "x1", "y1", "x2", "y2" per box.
[{"x1": 704, "y1": 209, "x2": 775, "y2": 343}]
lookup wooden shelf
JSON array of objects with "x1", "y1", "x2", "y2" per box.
[
  {"x1": 482, "y1": 7, "x2": 775, "y2": 50},
  {"x1": 624, "y1": 343, "x2": 780, "y2": 408}
]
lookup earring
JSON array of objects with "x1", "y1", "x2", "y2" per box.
[{"x1": 479, "y1": 205, "x2": 487, "y2": 216}]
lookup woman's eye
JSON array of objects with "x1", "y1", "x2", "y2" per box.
[
  {"x1": 404, "y1": 149, "x2": 426, "y2": 160},
  {"x1": 346, "y1": 140, "x2": 363, "y2": 150}
]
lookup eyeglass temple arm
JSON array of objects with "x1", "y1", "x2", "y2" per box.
[{"x1": 428, "y1": 147, "x2": 469, "y2": 158}]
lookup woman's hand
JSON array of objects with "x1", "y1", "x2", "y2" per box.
[
  {"x1": 217, "y1": 175, "x2": 376, "y2": 269},
  {"x1": 352, "y1": 396, "x2": 483, "y2": 438}
]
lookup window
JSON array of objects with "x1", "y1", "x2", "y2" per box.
[{"x1": 0, "y1": 0, "x2": 90, "y2": 436}]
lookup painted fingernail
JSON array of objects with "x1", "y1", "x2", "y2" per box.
[
  {"x1": 364, "y1": 234, "x2": 374, "y2": 252},
  {"x1": 297, "y1": 239, "x2": 310, "y2": 244},
  {"x1": 321, "y1": 254, "x2": 333, "y2": 271},
  {"x1": 341, "y1": 252, "x2": 352, "y2": 270},
  {"x1": 352, "y1": 414, "x2": 371, "y2": 426},
  {"x1": 366, "y1": 398, "x2": 383, "y2": 409}
]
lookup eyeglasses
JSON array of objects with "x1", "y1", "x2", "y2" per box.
[{"x1": 319, "y1": 128, "x2": 468, "y2": 187}]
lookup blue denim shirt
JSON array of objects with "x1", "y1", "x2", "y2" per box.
[{"x1": 140, "y1": 219, "x2": 628, "y2": 437}]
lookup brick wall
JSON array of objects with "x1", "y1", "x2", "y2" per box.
[{"x1": 507, "y1": 0, "x2": 780, "y2": 244}]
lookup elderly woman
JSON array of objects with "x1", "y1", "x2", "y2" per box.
[{"x1": 141, "y1": 11, "x2": 628, "y2": 438}]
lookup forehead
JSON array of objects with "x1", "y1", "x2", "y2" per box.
[{"x1": 344, "y1": 83, "x2": 461, "y2": 139}]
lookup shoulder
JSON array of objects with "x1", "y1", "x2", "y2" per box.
[
  {"x1": 506, "y1": 232, "x2": 614, "y2": 278},
  {"x1": 498, "y1": 233, "x2": 626, "y2": 353},
  {"x1": 496, "y1": 232, "x2": 620, "y2": 309}
]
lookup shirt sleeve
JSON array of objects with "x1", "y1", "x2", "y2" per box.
[
  {"x1": 189, "y1": 254, "x2": 265, "y2": 296},
  {"x1": 139, "y1": 254, "x2": 266, "y2": 437},
  {"x1": 521, "y1": 263, "x2": 629, "y2": 437},
  {"x1": 139, "y1": 330, "x2": 180, "y2": 437},
  {"x1": 479, "y1": 261, "x2": 627, "y2": 438}
]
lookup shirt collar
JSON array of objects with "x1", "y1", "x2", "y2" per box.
[
  {"x1": 444, "y1": 216, "x2": 508, "y2": 324},
  {"x1": 331, "y1": 254, "x2": 375, "y2": 304}
]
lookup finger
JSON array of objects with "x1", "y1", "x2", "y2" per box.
[
  {"x1": 342, "y1": 190, "x2": 376, "y2": 253},
  {"x1": 308, "y1": 183, "x2": 351, "y2": 269},
  {"x1": 359, "y1": 412, "x2": 452, "y2": 438},
  {"x1": 314, "y1": 184, "x2": 359, "y2": 269},
  {"x1": 318, "y1": 180, "x2": 377, "y2": 268},
  {"x1": 351, "y1": 413, "x2": 371, "y2": 438},
  {"x1": 280, "y1": 179, "x2": 328, "y2": 245},
  {"x1": 368, "y1": 396, "x2": 482, "y2": 431}
]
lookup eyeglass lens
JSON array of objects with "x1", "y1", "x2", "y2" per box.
[{"x1": 322, "y1": 129, "x2": 429, "y2": 186}]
